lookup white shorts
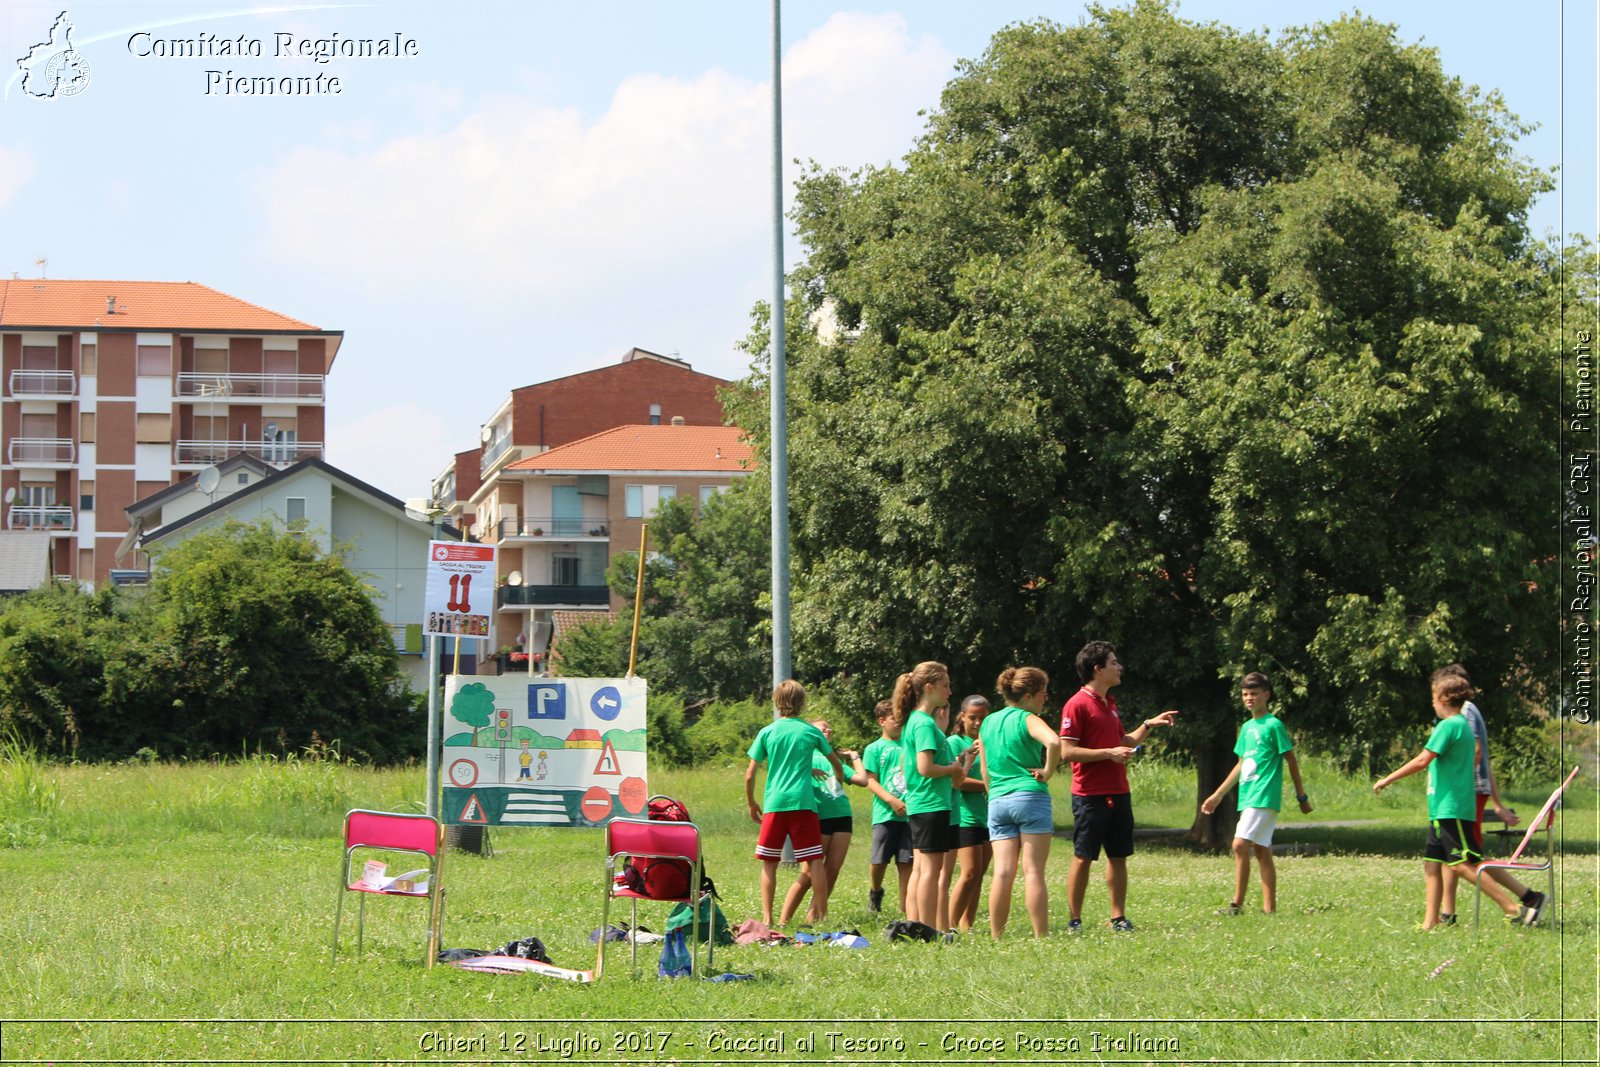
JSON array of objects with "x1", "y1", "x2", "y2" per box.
[{"x1": 1234, "y1": 807, "x2": 1278, "y2": 847}]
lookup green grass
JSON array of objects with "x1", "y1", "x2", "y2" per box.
[{"x1": 0, "y1": 751, "x2": 1595, "y2": 1065}]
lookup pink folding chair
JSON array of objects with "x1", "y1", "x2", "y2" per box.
[
  {"x1": 331, "y1": 809, "x2": 445, "y2": 967},
  {"x1": 1473, "y1": 766, "x2": 1582, "y2": 930},
  {"x1": 597, "y1": 817, "x2": 706, "y2": 979}
]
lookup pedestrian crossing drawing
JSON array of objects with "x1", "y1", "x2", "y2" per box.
[{"x1": 498, "y1": 788, "x2": 573, "y2": 824}]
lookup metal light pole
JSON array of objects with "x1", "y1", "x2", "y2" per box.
[{"x1": 770, "y1": 0, "x2": 791, "y2": 688}]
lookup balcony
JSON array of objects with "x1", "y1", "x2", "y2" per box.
[
  {"x1": 9, "y1": 370, "x2": 75, "y2": 398},
  {"x1": 497, "y1": 584, "x2": 610, "y2": 608},
  {"x1": 8, "y1": 437, "x2": 74, "y2": 465},
  {"x1": 175, "y1": 438, "x2": 323, "y2": 467},
  {"x1": 496, "y1": 516, "x2": 610, "y2": 542},
  {"x1": 176, "y1": 372, "x2": 325, "y2": 401},
  {"x1": 8, "y1": 505, "x2": 73, "y2": 531}
]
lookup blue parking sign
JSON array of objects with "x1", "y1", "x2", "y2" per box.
[{"x1": 527, "y1": 683, "x2": 568, "y2": 720}]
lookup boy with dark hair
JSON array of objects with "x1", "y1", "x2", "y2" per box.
[
  {"x1": 746, "y1": 680, "x2": 846, "y2": 926},
  {"x1": 1201, "y1": 672, "x2": 1311, "y2": 914},
  {"x1": 1058, "y1": 641, "x2": 1178, "y2": 932},
  {"x1": 1374, "y1": 673, "x2": 1524, "y2": 930},
  {"x1": 862, "y1": 699, "x2": 913, "y2": 914}
]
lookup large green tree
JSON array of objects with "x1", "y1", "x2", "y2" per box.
[
  {"x1": 759, "y1": 2, "x2": 1560, "y2": 842},
  {"x1": 104, "y1": 519, "x2": 419, "y2": 761}
]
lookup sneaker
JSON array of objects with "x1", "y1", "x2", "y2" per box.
[
  {"x1": 1216, "y1": 903, "x2": 1242, "y2": 916},
  {"x1": 1521, "y1": 891, "x2": 1547, "y2": 927},
  {"x1": 868, "y1": 888, "x2": 884, "y2": 913},
  {"x1": 1066, "y1": 918, "x2": 1083, "y2": 933},
  {"x1": 1109, "y1": 916, "x2": 1135, "y2": 933},
  {"x1": 940, "y1": 930, "x2": 958, "y2": 943}
]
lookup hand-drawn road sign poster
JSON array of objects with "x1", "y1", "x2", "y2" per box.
[
  {"x1": 424, "y1": 540, "x2": 496, "y2": 639},
  {"x1": 440, "y1": 674, "x2": 648, "y2": 827}
]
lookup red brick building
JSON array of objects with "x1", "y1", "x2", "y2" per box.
[{"x1": 0, "y1": 279, "x2": 339, "y2": 586}]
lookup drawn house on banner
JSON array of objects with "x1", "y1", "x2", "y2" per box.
[{"x1": 439, "y1": 675, "x2": 647, "y2": 827}]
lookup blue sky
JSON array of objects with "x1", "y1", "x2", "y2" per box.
[{"x1": 2, "y1": 1, "x2": 1593, "y2": 499}]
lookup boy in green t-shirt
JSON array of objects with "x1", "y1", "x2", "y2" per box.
[
  {"x1": 1202, "y1": 673, "x2": 1311, "y2": 914},
  {"x1": 1374, "y1": 673, "x2": 1524, "y2": 930},
  {"x1": 746, "y1": 680, "x2": 846, "y2": 926},
  {"x1": 862, "y1": 700, "x2": 912, "y2": 914}
]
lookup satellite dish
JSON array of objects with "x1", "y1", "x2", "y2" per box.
[
  {"x1": 197, "y1": 465, "x2": 221, "y2": 495},
  {"x1": 507, "y1": 570, "x2": 523, "y2": 586},
  {"x1": 480, "y1": 425, "x2": 494, "y2": 444},
  {"x1": 2, "y1": 487, "x2": 15, "y2": 505}
]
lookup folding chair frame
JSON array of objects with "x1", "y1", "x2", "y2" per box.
[
  {"x1": 598, "y1": 817, "x2": 709, "y2": 979},
  {"x1": 332, "y1": 809, "x2": 446, "y2": 967},
  {"x1": 1473, "y1": 766, "x2": 1581, "y2": 931}
]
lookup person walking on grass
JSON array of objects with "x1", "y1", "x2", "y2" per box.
[
  {"x1": 1059, "y1": 641, "x2": 1179, "y2": 933},
  {"x1": 863, "y1": 700, "x2": 913, "y2": 915},
  {"x1": 979, "y1": 667, "x2": 1060, "y2": 939},
  {"x1": 1372, "y1": 672, "x2": 1526, "y2": 930},
  {"x1": 895, "y1": 661, "x2": 966, "y2": 933},
  {"x1": 1433, "y1": 664, "x2": 1546, "y2": 926},
  {"x1": 944, "y1": 695, "x2": 992, "y2": 934},
  {"x1": 1200, "y1": 672, "x2": 1312, "y2": 915},
  {"x1": 779, "y1": 719, "x2": 867, "y2": 926},
  {"x1": 746, "y1": 680, "x2": 846, "y2": 927}
]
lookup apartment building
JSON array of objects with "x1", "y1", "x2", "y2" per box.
[
  {"x1": 0, "y1": 278, "x2": 340, "y2": 586},
  {"x1": 488, "y1": 422, "x2": 755, "y2": 664}
]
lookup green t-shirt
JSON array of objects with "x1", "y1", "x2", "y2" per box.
[
  {"x1": 812, "y1": 750, "x2": 852, "y2": 820},
  {"x1": 901, "y1": 710, "x2": 952, "y2": 815},
  {"x1": 747, "y1": 716, "x2": 832, "y2": 813},
  {"x1": 863, "y1": 736, "x2": 908, "y2": 824},
  {"x1": 1234, "y1": 714, "x2": 1293, "y2": 812},
  {"x1": 947, "y1": 735, "x2": 987, "y2": 827},
  {"x1": 1424, "y1": 713, "x2": 1476, "y2": 821},
  {"x1": 978, "y1": 705, "x2": 1049, "y2": 799}
]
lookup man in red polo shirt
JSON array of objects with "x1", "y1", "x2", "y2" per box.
[{"x1": 1059, "y1": 641, "x2": 1178, "y2": 932}]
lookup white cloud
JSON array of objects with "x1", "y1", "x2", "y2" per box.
[
  {"x1": 0, "y1": 146, "x2": 36, "y2": 209},
  {"x1": 326, "y1": 402, "x2": 453, "y2": 499},
  {"x1": 256, "y1": 13, "x2": 952, "y2": 298}
]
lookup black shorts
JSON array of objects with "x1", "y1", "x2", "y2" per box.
[
  {"x1": 869, "y1": 821, "x2": 912, "y2": 865},
  {"x1": 1072, "y1": 792, "x2": 1134, "y2": 860},
  {"x1": 954, "y1": 823, "x2": 990, "y2": 848},
  {"x1": 1425, "y1": 818, "x2": 1482, "y2": 865},
  {"x1": 818, "y1": 815, "x2": 853, "y2": 837},
  {"x1": 908, "y1": 810, "x2": 951, "y2": 853}
]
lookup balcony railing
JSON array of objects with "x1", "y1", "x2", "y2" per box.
[
  {"x1": 497, "y1": 584, "x2": 610, "y2": 608},
  {"x1": 176, "y1": 372, "x2": 325, "y2": 400},
  {"x1": 7, "y1": 437, "x2": 74, "y2": 465},
  {"x1": 9, "y1": 370, "x2": 75, "y2": 397},
  {"x1": 480, "y1": 438, "x2": 518, "y2": 474},
  {"x1": 174, "y1": 439, "x2": 323, "y2": 466},
  {"x1": 496, "y1": 516, "x2": 610, "y2": 540},
  {"x1": 8, "y1": 505, "x2": 73, "y2": 531}
]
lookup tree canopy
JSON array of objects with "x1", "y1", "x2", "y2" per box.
[
  {"x1": 747, "y1": 1, "x2": 1561, "y2": 840},
  {"x1": 0, "y1": 519, "x2": 419, "y2": 762}
]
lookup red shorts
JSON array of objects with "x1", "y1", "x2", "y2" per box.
[{"x1": 755, "y1": 810, "x2": 823, "y2": 861}]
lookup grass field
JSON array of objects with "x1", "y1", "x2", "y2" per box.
[{"x1": 0, "y1": 749, "x2": 1595, "y2": 1066}]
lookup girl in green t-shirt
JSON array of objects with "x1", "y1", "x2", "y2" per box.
[
  {"x1": 945, "y1": 695, "x2": 993, "y2": 933},
  {"x1": 978, "y1": 666, "x2": 1060, "y2": 939},
  {"x1": 893, "y1": 661, "x2": 966, "y2": 932}
]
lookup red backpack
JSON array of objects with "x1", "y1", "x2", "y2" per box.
[{"x1": 619, "y1": 796, "x2": 698, "y2": 900}]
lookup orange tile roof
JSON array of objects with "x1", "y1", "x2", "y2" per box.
[
  {"x1": 0, "y1": 279, "x2": 332, "y2": 333},
  {"x1": 507, "y1": 425, "x2": 755, "y2": 473}
]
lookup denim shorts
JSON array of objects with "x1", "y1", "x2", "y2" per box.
[{"x1": 987, "y1": 790, "x2": 1054, "y2": 840}]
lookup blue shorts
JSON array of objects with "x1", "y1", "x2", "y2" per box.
[{"x1": 987, "y1": 790, "x2": 1054, "y2": 840}]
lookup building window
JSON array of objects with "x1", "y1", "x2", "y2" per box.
[
  {"x1": 238, "y1": 473, "x2": 249, "y2": 485},
  {"x1": 136, "y1": 413, "x2": 171, "y2": 443},
  {"x1": 136, "y1": 345, "x2": 171, "y2": 376},
  {"x1": 700, "y1": 485, "x2": 725, "y2": 506},
  {"x1": 79, "y1": 412, "x2": 96, "y2": 443},
  {"x1": 657, "y1": 485, "x2": 676, "y2": 508},
  {"x1": 552, "y1": 554, "x2": 581, "y2": 585},
  {"x1": 286, "y1": 497, "x2": 306, "y2": 522},
  {"x1": 80, "y1": 346, "x2": 96, "y2": 376},
  {"x1": 80, "y1": 494, "x2": 94, "y2": 511},
  {"x1": 649, "y1": 404, "x2": 662, "y2": 426},
  {"x1": 625, "y1": 484, "x2": 644, "y2": 518}
]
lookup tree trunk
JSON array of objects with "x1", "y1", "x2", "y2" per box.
[{"x1": 1185, "y1": 732, "x2": 1236, "y2": 850}]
